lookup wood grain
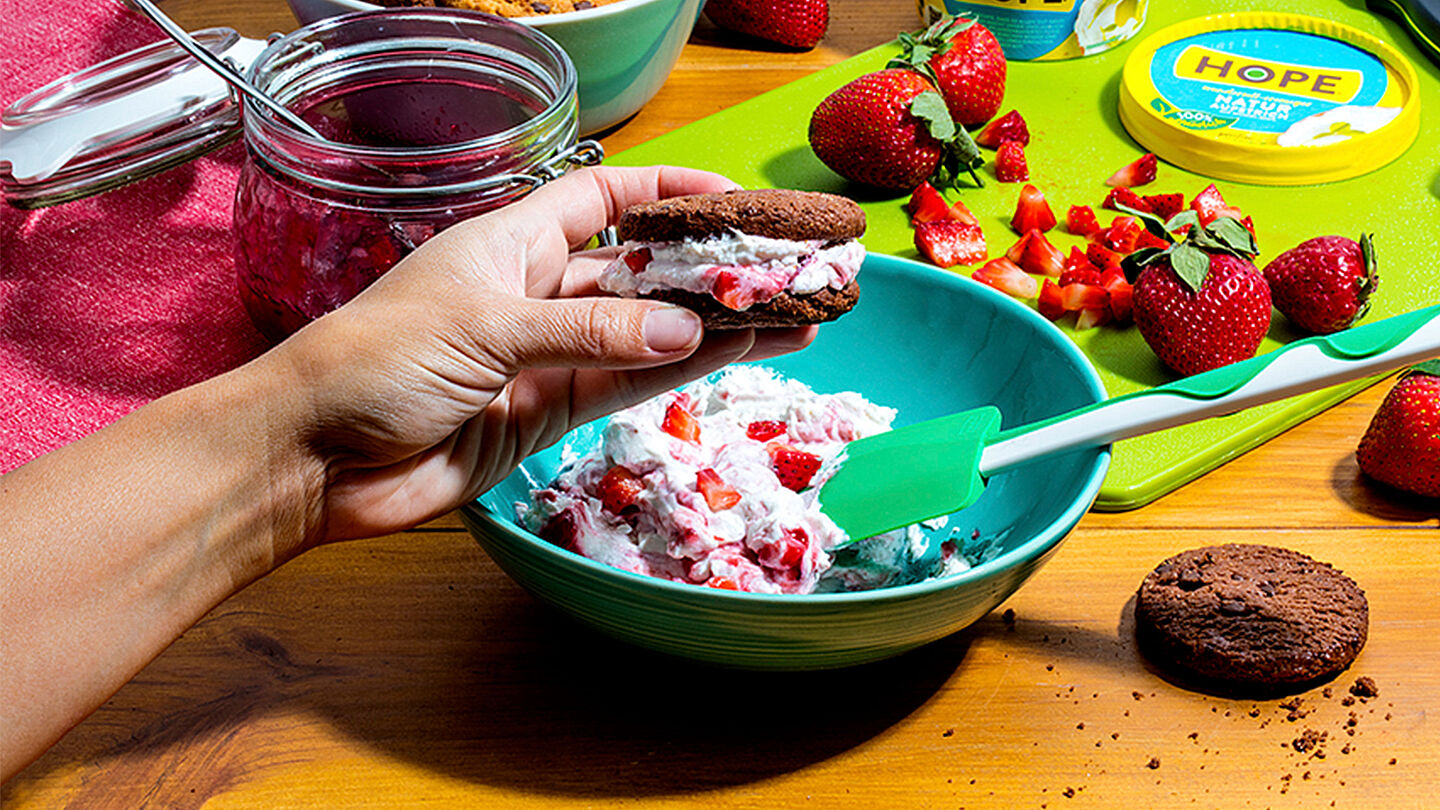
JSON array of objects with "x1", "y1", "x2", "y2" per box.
[{"x1": 4, "y1": 2, "x2": 1437, "y2": 808}]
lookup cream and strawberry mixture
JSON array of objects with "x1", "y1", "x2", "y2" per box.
[
  {"x1": 521, "y1": 366, "x2": 969, "y2": 594},
  {"x1": 598, "y1": 231, "x2": 865, "y2": 310}
]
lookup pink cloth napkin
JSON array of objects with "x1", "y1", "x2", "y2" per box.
[{"x1": 0, "y1": 0, "x2": 271, "y2": 473}]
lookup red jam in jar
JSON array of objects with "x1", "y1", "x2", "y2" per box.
[{"x1": 234, "y1": 10, "x2": 591, "y2": 341}]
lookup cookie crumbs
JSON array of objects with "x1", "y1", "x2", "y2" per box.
[
  {"x1": 1341, "y1": 695, "x2": 1356, "y2": 707},
  {"x1": 1389, "y1": 758, "x2": 1397, "y2": 765},
  {"x1": 1111, "y1": 732, "x2": 1120, "y2": 740},
  {"x1": 1002, "y1": 608, "x2": 1016, "y2": 628},
  {"x1": 1063, "y1": 787, "x2": 1076, "y2": 798},
  {"x1": 1132, "y1": 691, "x2": 1145, "y2": 701},
  {"x1": 943, "y1": 728, "x2": 954, "y2": 737},
  {"x1": 1322, "y1": 687, "x2": 1333, "y2": 699},
  {"x1": 1187, "y1": 732, "x2": 1199, "y2": 741},
  {"x1": 1146, "y1": 757, "x2": 1161, "y2": 770},
  {"x1": 1076, "y1": 722, "x2": 1085, "y2": 730},
  {"x1": 1279, "y1": 697, "x2": 1310, "y2": 721},
  {"x1": 1291, "y1": 728, "x2": 1327, "y2": 754},
  {"x1": 1349, "y1": 677, "x2": 1379, "y2": 698}
]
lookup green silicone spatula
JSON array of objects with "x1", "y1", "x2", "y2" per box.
[{"x1": 821, "y1": 303, "x2": 1440, "y2": 544}]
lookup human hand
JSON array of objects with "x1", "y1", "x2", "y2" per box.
[{"x1": 267, "y1": 166, "x2": 817, "y2": 546}]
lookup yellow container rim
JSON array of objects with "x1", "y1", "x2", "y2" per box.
[{"x1": 1119, "y1": 12, "x2": 1421, "y2": 186}]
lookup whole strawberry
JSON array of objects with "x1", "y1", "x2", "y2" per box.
[
  {"x1": 893, "y1": 14, "x2": 1006, "y2": 128},
  {"x1": 705, "y1": 0, "x2": 829, "y2": 50},
  {"x1": 1356, "y1": 360, "x2": 1440, "y2": 499},
  {"x1": 1264, "y1": 234, "x2": 1377, "y2": 334},
  {"x1": 1125, "y1": 213, "x2": 1270, "y2": 376},
  {"x1": 809, "y1": 68, "x2": 981, "y2": 191}
]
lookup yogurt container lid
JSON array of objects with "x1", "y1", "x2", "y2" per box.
[{"x1": 1118, "y1": 12, "x2": 1421, "y2": 185}]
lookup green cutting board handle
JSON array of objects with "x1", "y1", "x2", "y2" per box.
[{"x1": 981, "y1": 304, "x2": 1440, "y2": 477}]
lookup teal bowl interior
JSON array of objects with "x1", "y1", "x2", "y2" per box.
[{"x1": 463, "y1": 254, "x2": 1110, "y2": 670}]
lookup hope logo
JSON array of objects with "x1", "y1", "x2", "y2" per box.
[{"x1": 1173, "y1": 45, "x2": 1364, "y2": 102}]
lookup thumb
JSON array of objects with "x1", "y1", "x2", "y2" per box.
[{"x1": 489, "y1": 296, "x2": 705, "y2": 371}]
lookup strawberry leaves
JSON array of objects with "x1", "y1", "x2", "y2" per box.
[
  {"x1": 909, "y1": 91, "x2": 984, "y2": 187},
  {"x1": 1120, "y1": 206, "x2": 1258, "y2": 293}
]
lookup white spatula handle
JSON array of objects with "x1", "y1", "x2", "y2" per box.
[{"x1": 979, "y1": 304, "x2": 1440, "y2": 477}]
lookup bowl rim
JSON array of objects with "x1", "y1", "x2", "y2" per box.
[
  {"x1": 307, "y1": 0, "x2": 679, "y2": 26},
  {"x1": 462, "y1": 253, "x2": 1111, "y2": 605}
]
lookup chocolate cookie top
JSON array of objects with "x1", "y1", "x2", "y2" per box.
[
  {"x1": 617, "y1": 189, "x2": 866, "y2": 243},
  {"x1": 1135, "y1": 544, "x2": 1368, "y2": 690}
]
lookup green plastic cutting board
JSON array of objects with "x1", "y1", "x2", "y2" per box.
[{"x1": 608, "y1": 0, "x2": 1440, "y2": 510}]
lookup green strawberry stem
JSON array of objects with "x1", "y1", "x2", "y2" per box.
[
  {"x1": 909, "y1": 91, "x2": 984, "y2": 188},
  {"x1": 1120, "y1": 211, "x2": 1258, "y2": 292}
]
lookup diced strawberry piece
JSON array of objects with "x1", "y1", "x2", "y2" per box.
[
  {"x1": 1017, "y1": 229, "x2": 1064, "y2": 277},
  {"x1": 712, "y1": 270, "x2": 751, "y2": 310},
  {"x1": 907, "y1": 181, "x2": 951, "y2": 223},
  {"x1": 948, "y1": 198, "x2": 980, "y2": 226},
  {"x1": 623, "y1": 246, "x2": 653, "y2": 274},
  {"x1": 1135, "y1": 229, "x2": 1170, "y2": 250},
  {"x1": 1189, "y1": 183, "x2": 1229, "y2": 225},
  {"x1": 971, "y1": 256, "x2": 1038, "y2": 299},
  {"x1": 539, "y1": 508, "x2": 580, "y2": 550},
  {"x1": 1059, "y1": 266, "x2": 1103, "y2": 287},
  {"x1": 1240, "y1": 215, "x2": 1256, "y2": 236},
  {"x1": 915, "y1": 220, "x2": 987, "y2": 268},
  {"x1": 1105, "y1": 152, "x2": 1158, "y2": 188},
  {"x1": 995, "y1": 140, "x2": 1029, "y2": 182},
  {"x1": 746, "y1": 420, "x2": 788, "y2": 441},
  {"x1": 777, "y1": 528, "x2": 808, "y2": 568},
  {"x1": 1062, "y1": 246, "x2": 1091, "y2": 276},
  {"x1": 1141, "y1": 192, "x2": 1185, "y2": 221},
  {"x1": 1102, "y1": 271, "x2": 1134, "y2": 323},
  {"x1": 1037, "y1": 279, "x2": 1065, "y2": 320},
  {"x1": 1075, "y1": 306, "x2": 1113, "y2": 330},
  {"x1": 1010, "y1": 184, "x2": 1056, "y2": 234},
  {"x1": 1060, "y1": 281, "x2": 1109, "y2": 311},
  {"x1": 1066, "y1": 205, "x2": 1101, "y2": 237},
  {"x1": 1086, "y1": 242, "x2": 1124, "y2": 271},
  {"x1": 974, "y1": 109, "x2": 1030, "y2": 148},
  {"x1": 768, "y1": 445, "x2": 822, "y2": 492},
  {"x1": 1102, "y1": 186, "x2": 1150, "y2": 213},
  {"x1": 661, "y1": 400, "x2": 700, "y2": 443},
  {"x1": 696, "y1": 468, "x2": 741, "y2": 511},
  {"x1": 706, "y1": 576, "x2": 740, "y2": 590},
  {"x1": 1005, "y1": 230, "x2": 1032, "y2": 264},
  {"x1": 1102, "y1": 216, "x2": 1143, "y2": 253},
  {"x1": 597, "y1": 466, "x2": 646, "y2": 514}
]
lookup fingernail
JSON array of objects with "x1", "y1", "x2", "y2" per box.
[{"x1": 644, "y1": 307, "x2": 702, "y2": 352}]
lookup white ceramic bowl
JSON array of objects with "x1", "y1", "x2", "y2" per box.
[{"x1": 287, "y1": 0, "x2": 704, "y2": 134}]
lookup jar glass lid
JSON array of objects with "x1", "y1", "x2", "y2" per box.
[{"x1": 0, "y1": 28, "x2": 266, "y2": 209}]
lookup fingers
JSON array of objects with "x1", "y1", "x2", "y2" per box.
[
  {"x1": 514, "y1": 165, "x2": 741, "y2": 249},
  {"x1": 484, "y1": 296, "x2": 705, "y2": 372},
  {"x1": 739, "y1": 325, "x2": 818, "y2": 362},
  {"x1": 560, "y1": 330, "x2": 760, "y2": 427}
]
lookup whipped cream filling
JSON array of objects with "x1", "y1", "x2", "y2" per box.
[
  {"x1": 520, "y1": 366, "x2": 968, "y2": 594},
  {"x1": 598, "y1": 230, "x2": 865, "y2": 310}
]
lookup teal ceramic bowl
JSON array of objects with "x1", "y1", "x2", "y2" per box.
[
  {"x1": 287, "y1": 0, "x2": 705, "y2": 134},
  {"x1": 461, "y1": 254, "x2": 1110, "y2": 670}
]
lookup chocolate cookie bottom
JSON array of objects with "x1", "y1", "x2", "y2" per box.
[{"x1": 644, "y1": 281, "x2": 860, "y2": 330}]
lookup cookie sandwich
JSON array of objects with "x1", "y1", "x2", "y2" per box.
[{"x1": 598, "y1": 189, "x2": 866, "y2": 329}]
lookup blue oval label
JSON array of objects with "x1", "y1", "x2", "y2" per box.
[{"x1": 1148, "y1": 29, "x2": 1390, "y2": 134}]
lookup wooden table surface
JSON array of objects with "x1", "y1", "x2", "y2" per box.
[{"x1": 5, "y1": 2, "x2": 1437, "y2": 808}]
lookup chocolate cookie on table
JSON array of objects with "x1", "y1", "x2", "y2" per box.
[
  {"x1": 598, "y1": 189, "x2": 867, "y2": 330},
  {"x1": 1135, "y1": 544, "x2": 1368, "y2": 690}
]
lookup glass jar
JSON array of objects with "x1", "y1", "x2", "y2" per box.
[{"x1": 233, "y1": 9, "x2": 598, "y2": 340}]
